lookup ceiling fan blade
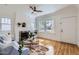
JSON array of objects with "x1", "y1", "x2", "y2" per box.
[
  {"x1": 30, "y1": 6, "x2": 34, "y2": 10},
  {"x1": 32, "y1": 11, "x2": 34, "y2": 14},
  {"x1": 34, "y1": 6, "x2": 36, "y2": 10},
  {"x1": 35, "y1": 10, "x2": 43, "y2": 12}
]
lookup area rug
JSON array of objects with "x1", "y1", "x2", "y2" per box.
[{"x1": 29, "y1": 45, "x2": 54, "y2": 55}]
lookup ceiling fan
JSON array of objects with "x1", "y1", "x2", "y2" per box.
[{"x1": 30, "y1": 6, "x2": 43, "y2": 13}]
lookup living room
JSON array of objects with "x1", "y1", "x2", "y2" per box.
[{"x1": 0, "y1": 4, "x2": 79, "y2": 55}]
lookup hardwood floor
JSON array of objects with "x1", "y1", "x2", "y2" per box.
[{"x1": 38, "y1": 38, "x2": 79, "y2": 55}]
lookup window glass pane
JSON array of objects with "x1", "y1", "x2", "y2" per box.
[
  {"x1": 7, "y1": 19, "x2": 11, "y2": 24},
  {"x1": 1, "y1": 18, "x2": 5, "y2": 23},
  {"x1": 1, "y1": 17, "x2": 11, "y2": 31},
  {"x1": 38, "y1": 20, "x2": 45, "y2": 31},
  {"x1": 46, "y1": 20, "x2": 52, "y2": 30},
  {"x1": 1, "y1": 18, "x2": 11, "y2": 24},
  {"x1": 2, "y1": 24, "x2": 11, "y2": 31}
]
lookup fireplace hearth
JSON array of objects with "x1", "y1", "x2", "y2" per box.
[{"x1": 19, "y1": 30, "x2": 37, "y2": 41}]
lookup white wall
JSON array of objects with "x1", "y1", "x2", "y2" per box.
[
  {"x1": 76, "y1": 5, "x2": 79, "y2": 46},
  {"x1": 14, "y1": 11, "x2": 37, "y2": 41},
  {"x1": 14, "y1": 12, "x2": 34, "y2": 41},
  {"x1": 36, "y1": 5, "x2": 78, "y2": 44}
]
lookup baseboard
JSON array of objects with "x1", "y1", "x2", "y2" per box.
[{"x1": 38, "y1": 37, "x2": 77, "y2": 45}]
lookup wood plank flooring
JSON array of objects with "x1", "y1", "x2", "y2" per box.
[{"x1": 38, "y1": 38, "x2": 79, "y2": 55}]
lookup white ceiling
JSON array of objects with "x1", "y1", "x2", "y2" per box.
[
  {"x1": 30, "y1": 4, "x2": 69, "y2": 17},
  {"x1": 0, "y1": 4, "x2": 70, "y2": 17},
  {"x1": 24, "y1": 4, "x2": 70, "y2": 17}
]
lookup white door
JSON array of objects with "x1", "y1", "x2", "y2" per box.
[{"x1": 60, "y1": 16, "x2": 77, "y2": 44}]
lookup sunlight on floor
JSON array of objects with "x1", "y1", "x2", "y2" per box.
[{"x1": 38, "y1": 38, "x2": 54, "y2": 55}]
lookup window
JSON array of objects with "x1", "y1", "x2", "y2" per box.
[
  {"x1": 0, "y1": 17, "x2": 11, "y2": 31},
  {"x1": 45, "y1": 20, "x2": 54, "y2": 32},
  {"x1": 36, "y1": 19, "x2": 55, "y2": 33}
]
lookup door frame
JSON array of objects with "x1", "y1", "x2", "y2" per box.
[{"x1": 60, "y1": 16, "x2": 77, "y2": 44}]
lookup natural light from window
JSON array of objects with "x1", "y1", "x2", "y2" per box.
[
  {"x1": 36, "y1": 19, "x2": 55, "y2": 33},
  {"x1": 0, "y1": 17, "x2": 11, "y2": 31}
]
